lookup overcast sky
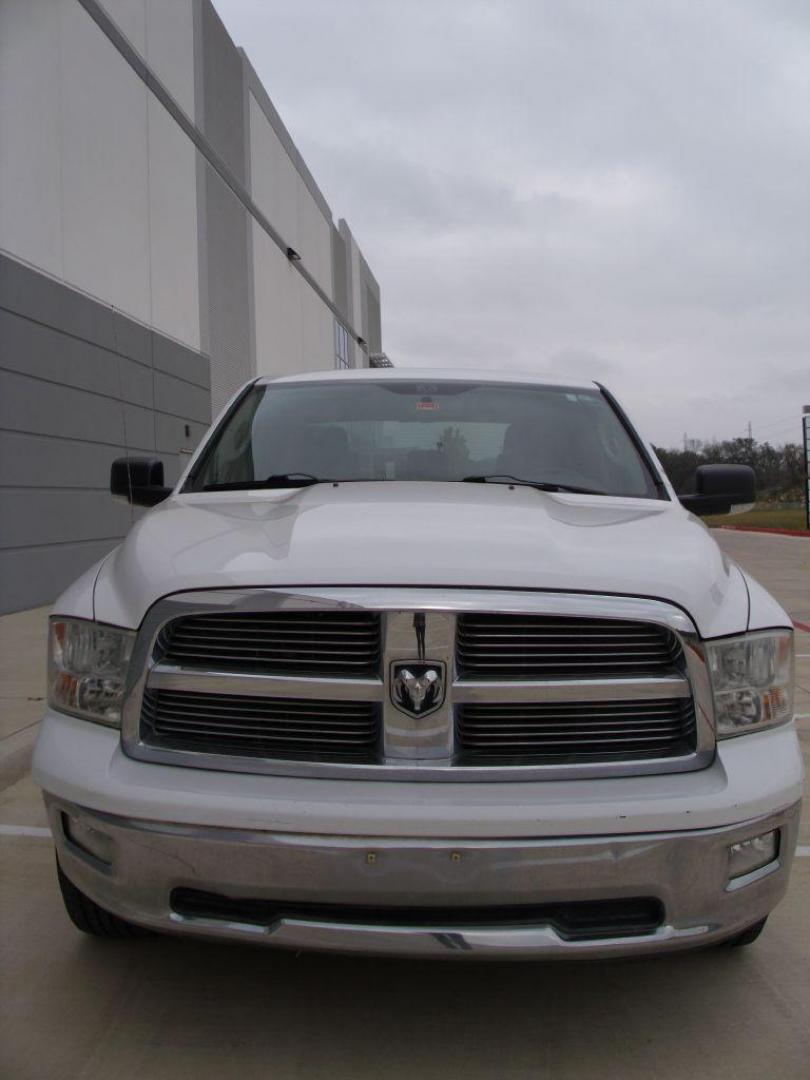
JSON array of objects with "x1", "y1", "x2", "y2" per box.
[{"x1": 216, "y1": 0, "x2": 808, "y2": 448}]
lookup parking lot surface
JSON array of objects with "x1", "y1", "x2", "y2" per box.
[{"x1": 1, "y1": 530, "x2": 808, "y2": 1080}]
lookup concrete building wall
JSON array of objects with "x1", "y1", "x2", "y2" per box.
[
  {"x1": 0, "y1": 253, "x2": 210, "y2": 613},
  {"x1": 251, "y1": 221, "x2": 304, "y2": 376},
  {"x1": 245, "y1": 63, "x2": 336, "y2": 379},
  {"x1": 360, "y1": 254, "x2": 383, "y2": 355},
  {"x1": 338, "y1": 219, "x2": 382, "y2": 368},
  {"x1": 0, "y1": 0, "x2": 382, "y2": 614},
  {"x1": 0, "y1": 0, "x2": 201, "y2": 351}
]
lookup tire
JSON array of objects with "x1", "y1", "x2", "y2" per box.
[
  {"x1": 56, "y1": 859, "x2": 144, "y2": 939},
  {"x1": 726, "y1": 916, "x2": 768, "y2": 948}
]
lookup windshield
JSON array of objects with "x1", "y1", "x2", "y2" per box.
[{"x1": 186, "y1": 380, "x2": 660, "y2": 498}]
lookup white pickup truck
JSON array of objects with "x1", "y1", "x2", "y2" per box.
[{"x1": 34, "y1": 370, "x2": 803, "y2": 958}]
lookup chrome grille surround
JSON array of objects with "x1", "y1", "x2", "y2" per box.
[{"x1": 121, "y1": 588, "x2": 715, "y2": 781}]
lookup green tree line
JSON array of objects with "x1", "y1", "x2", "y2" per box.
[{"x1": 653, "y1": 438, "x2": 805, "y2": 499}]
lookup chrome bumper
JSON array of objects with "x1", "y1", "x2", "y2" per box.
[{"x1": 45, "y1": 795, "x2": 801, "y2": 959}]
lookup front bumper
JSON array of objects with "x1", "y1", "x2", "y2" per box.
[
  {"x1": 47, "y1": 795, "x2": 801, "y2": 959},
  {"x1": 36, "y1": 710, "x2": 805, "y2": 958}
]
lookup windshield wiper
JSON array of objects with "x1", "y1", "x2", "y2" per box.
[
  {"x1": 203, "y1": 473, "x2": 607, "y2": 494},
  {"x1": 462, "y1": 474, "x2": 606, "y2": 496},
  {"x1": 203, "y1": 473, "x2": 329, "y2": 491}
]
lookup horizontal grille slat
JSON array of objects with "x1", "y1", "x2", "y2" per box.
[
  {"x1": 151, "y1": 703, "x2": 374, "y2": 722},
  {"x1": 456, "y1": 698, "x2": 696, "y2": 764},
  {"x1": 462, "y1": 730, "x2": 691, "y2": 744},
  {"x1": 457, "y1": 614, "x2": 681, "y2": 680},
  {"x1": 166, "y1": 636, "x2": 380, "y2": 646},
  {"x1": 153, "y1": 713, "x2": 374, "y2": 731},
  {"x1": 461, "y1": 726, "x2": 686, "y2": 735},
  {"x1": 158, "y1": 611, "x2": 382, "y2": 678},
  {"x1": 459, "y1": 702, "x2": 683, "y2": 715},
  {"x1": 156, "y1": 730, "x2": 375, "y2": 745},
  {"x1": 164, "y1": 631, "x2": 377, "y2": 638},
  {"x1": 168, "y1": 622, "x2": 380, "y2": 629},
  {"x1": 457, "y1": 652, "x2": 673, "y2": 660},
  {"x1": 142, "y1": 690, "x2": 381, "y2": 763},
  {"x1": 460, "y1": 643, "x2": 673, "y2": 652},
  {"x1": 457, "y1": 630, "x2": 664, "y2": 636},
  {"x1": 154, "y1": 725, "x2": 377, "y2": 739},
  {"x1": 163, "y1": 651, "x2": 376, "y2": 666},
  {"x1": 168, "y1": 629, "x2": 377, "y2": 637}
]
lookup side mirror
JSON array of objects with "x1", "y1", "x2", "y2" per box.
[
  {"x1": 110, "y1": 457, "x2": 172, "y2": 507},
  {"x1": 679, "y1": 464, "x2": 755, "y2": 517}
]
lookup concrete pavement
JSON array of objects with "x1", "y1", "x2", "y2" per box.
[
  {"x1": 713, "y1": 528, "x2": 810, "y2": 628},
  {"x1": 1, "y1": 531, "x2": 808, "y2": 1079},
  {"x1": 0, "y1": 606, "x2": 48, "y2": 789}
]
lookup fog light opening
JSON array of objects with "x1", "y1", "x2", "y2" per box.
[
  {"x1": 61, "y1": 812, "x2": 114, "y2": 867},
  {"x1": 728, "y1": 829, "x2": 779, "y2": 882}
]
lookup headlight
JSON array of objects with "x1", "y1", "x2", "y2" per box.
[
  {"x1": 706, "y1": 630, "x2": 794, "y2": 738},
  {"x1": 48, "y1": 617, "x2": 135, "y2": 727}
]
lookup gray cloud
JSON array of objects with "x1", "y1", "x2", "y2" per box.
[{"x1": 217, "y1": 0, "x2": 810, "y2": 446}]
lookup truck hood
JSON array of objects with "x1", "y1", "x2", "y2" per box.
[{"x1": 93, "y1": 482, "x2": 748, "y2": 637}]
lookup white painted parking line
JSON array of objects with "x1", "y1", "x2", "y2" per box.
[
  {"x1": 797, "y1": 847, "x2": 810, "y2": 858},
  {"x1": 0, "y1": 824, "x2": 51, "y2": 837}
]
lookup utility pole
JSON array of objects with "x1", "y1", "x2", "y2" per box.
[
  {"x1": 747, "y1": 421, "x2": 752, "y2": 441},
  {"x1": 803, "y1": 407, "x2": 810, "y2": 532}
]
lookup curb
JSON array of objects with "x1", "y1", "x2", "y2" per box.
[
  {"x1": 717, "y1": 525, "x2": 809, "y2": 538},
  {"x1": 0, "y1": 722, "x2": 40, "y2": 791}
]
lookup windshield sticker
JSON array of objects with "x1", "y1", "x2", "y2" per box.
[{"x1": 417, "y1": 398, "x2": 439, "y2": 410}]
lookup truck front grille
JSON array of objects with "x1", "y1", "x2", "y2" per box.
[
  {"x1": 142, "y1": 689, "x2": 381, "y2": 763},
  {"x1": 131, "y1": 595, "x2": 707, "y2": 778},
  {"x1": 158, "y1": 611, "x2": 382, "y2": 678},
  {"x1": 457, "y1": 614, "x2": 681, "y2": 679},
  {"x1": 456, "y1": 698, "x2": 696, "y2": 764}
]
